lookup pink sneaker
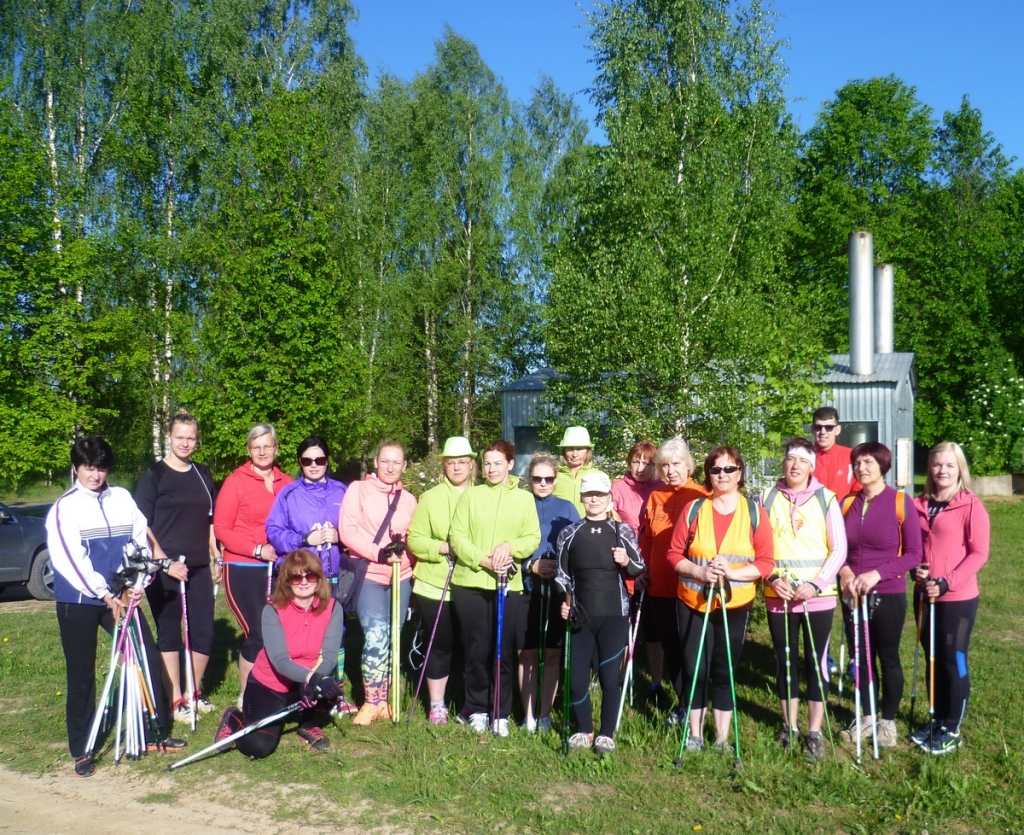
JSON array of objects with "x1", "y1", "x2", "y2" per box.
[{"x1": 428, "y1": 704, "x2": 448, "y2": 725}]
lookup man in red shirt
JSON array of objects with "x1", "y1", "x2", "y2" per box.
[{"x1": 811, "y1": 407, "x2": 859, "y2": 499}]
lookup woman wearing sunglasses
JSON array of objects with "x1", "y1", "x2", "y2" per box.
[
  {"x1": 214, "y1": 550, "x2": 344, "y2": 756},
  {"x1": 516, "y1": 452, "x2": 580, "y2": 733},
  {"x1": 667, "y1": 446, "x2": 774, "y2": 753}
]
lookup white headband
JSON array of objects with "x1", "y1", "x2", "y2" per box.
[{"x1": 784, "y1": 447, "x2": 816, "y2": 467}]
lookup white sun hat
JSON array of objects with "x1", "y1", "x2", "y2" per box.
[
  {"x1": 439, "y1": 436, "x2": 477, "y2": 459},
  {"x1": 558, "y1": 426, "x2": 593, "y2": 448}
]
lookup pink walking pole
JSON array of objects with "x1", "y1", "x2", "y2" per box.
[
  {"x1": 179, "y1": 556, "x2": 197, "y2": 733},
  {"x1": 861, "y1": 595, "x2": 880, "y2": 760}
]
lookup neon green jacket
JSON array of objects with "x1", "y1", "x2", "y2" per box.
[
  {"x1": 554, "y1": 461, "x2": 596, "y2": 514},
  {"x1": 449, "y1": 476, "x2": 540, "y2": 592},
  {"x1": 407, "y1": 479, "x2": 467, "y2": 601}
]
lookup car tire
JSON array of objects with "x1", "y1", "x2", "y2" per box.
[{"x1": 26, "y1": 549, "x2": 55, "y2": 601}]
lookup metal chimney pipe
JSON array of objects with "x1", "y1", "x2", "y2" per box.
[
  {"x1": 874, "y1": 263, "x2": 894, "y2": 354},
  {"x1": 849, "y1": 231, "x2": 874, "y2": 375}
]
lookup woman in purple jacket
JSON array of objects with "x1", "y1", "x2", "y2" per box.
[
  {"x1": 837, "y1": 441, "x2": 922, "y2": 749},
  {"x1": 266, "y1": 436, "x2": 353, "y2": 712}
]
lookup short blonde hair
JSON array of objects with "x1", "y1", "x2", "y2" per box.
[
  {"x1": 655, "y1": 437, "x2": 695, "y2": 480},
  {"x1": 247, "y1": 422, "x2": 278, "y2": 448},
  {"x1": 923, "y1": 442, "x2": 973, "y2": 498}
]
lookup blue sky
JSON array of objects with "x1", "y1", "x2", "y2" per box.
[{"x1": 349, "y1": 0, "x2": 1023, "y2": 168}]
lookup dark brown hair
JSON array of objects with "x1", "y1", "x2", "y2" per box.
[
  {"x1": 702, "y1": 446, "x2": 746, "y2": 490},
  {"x1": 851, "y1": 442, "x2": 892, "y2": 476}
]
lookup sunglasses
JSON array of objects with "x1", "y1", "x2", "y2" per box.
[
  {"x1": 812, "y1": 424, "x2": 838, "y2": 433},
  {"x1": 288, "y1": 572, "x2": 319, "y2": 585},
  {"x1": 531, "y1": 476, "x2": 556, "y2": 485},
  {"x1": 708, "y1": 465, "x2": 740, "y2": 475},
  {"x1": 300, "y1": 456, "x2": 328, "y2": 467}
]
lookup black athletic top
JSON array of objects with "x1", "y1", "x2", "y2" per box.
[
  {"x1": 554, "y1": 517, "x2": 644, "y2": 618},
  {"x1": 135, "y1": 460, "x2": 217, "y2": 567}
]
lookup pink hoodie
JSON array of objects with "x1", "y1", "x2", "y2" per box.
[
  {"x1": 611, "y1": 473, "x2": 664, "y2": 533},
  {"x1": 340, "y1": 475, "x2": 417, "y2": 587},
  {"x1": 912, "y1": 490, "x2": 989, "y2": 602}
]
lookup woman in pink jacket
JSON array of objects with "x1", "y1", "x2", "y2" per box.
[
  {"x1": 340, "y1": 439, "x2": 417, "y2": 724},
  {"x1": 910, "y1": 442, "x2": 989, "y2": 756}
]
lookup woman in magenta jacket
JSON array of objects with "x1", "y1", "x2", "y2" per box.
[{"x1": 910, "y1": 442, "x2": 989, "y2": 755}]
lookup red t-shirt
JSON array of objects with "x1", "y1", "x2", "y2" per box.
[{"x1": 813, "y1": 443, "x2": 859, "y2": 500}]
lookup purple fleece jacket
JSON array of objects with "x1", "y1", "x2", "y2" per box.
[
  {"x1": 266, "y1": 477, "x2": 347, "y2": 578},
  {"x1": 842, "y1": 485, "x2": 923, "y2": 594}
]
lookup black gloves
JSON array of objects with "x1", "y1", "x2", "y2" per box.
[{"x1": 303, "y1": 672, "x2": 343, "y2": 703}]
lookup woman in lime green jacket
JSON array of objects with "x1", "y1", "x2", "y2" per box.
[
  {"x1": 449, "y1": 440, "x2": 541, "y2": 737},
  {"x1": 553, "y1": 426, "x2": 596, "y2": 514},
  {"x1": 407, "y1": 437, "x2": 477, "y2": 724}
]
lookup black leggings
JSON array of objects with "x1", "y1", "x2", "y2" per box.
[
  {"x1": 451, "y1": 586, "x2": 521, "y2": 719},
  {"x1": 915, "y1": 595, "x2": 978, "y2": 731},
  {"x1": 568, "y1": 615, "x2": 629, "y2": 737},
  {"x1": 56, "y1": 601, "x2": 169, "y2": 758},
  {"x1": 414, "y1": 593, "x2": 456, "y2": 680},
  {"x1": 842, "y1": 592, "x2": 906, "y2": 721},
  {"x1": 766, "y1": 606, "x2": 833, "y2": 702},
  {"x1": 223, "y1": 563, "x2": 272, "y2": 663},
  {"x1": 145, "y1": 564, "x2": 215, "y2": 655},
  {"x1": 515, "y1": 581, "x2": 565, "y2": 651},
  {"x1": 640, "y1": 594, "x2": 683, "y2": 698},
  {"x1": 677, "y1": 601, "x2": 751, "y2": 711},
  {"x1": 222, "y1": 674, "x2": 331, "y2": 759}
]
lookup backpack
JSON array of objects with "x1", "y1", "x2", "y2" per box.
[{"x1": 761, "y1": 486, "x2": 829, "y2": 520}]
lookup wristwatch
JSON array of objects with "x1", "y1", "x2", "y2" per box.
[{"x1": 254, "y1": 543, "x2": 264, "y2": 559}]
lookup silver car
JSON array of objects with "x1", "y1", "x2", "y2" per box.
[{"x1": 0, "y1": 502, "x2": 54, "y2": 600}]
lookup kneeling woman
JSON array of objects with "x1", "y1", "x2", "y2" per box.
[
  {"x1": 556, "y1": 472, "x2": 644, "y2": 754},
  {"x1": 215, "y1": 550, "x2": 344, "y2": 756}
]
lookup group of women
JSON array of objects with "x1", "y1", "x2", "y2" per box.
[{"x1": 68, "y1": 412, "x2": 988, "y2": 769}]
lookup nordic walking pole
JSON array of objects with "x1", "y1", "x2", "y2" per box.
[
  {"x1": 674, "y1": 586, "x2": 713, "y2": 768},
  {"x1": 85, "y1": 616, "x2": 122, "y2": 756},
  {"x1": 928, "y1": 597, "x2": 936, "y2": 752},
  {"x1": 616, "y1": 591, "x2": 644, "y2": 732},
  {"x1": 178, "y1": 556, "x2": 197, "y2": 733},
  {"x1": 851, "y1": 595, "x2": 862, "y2": 765},
  {"x1": 909, "y1": 587, "x2": 924, "y2": 725},
  {"x1": 861, "y1": 595, "x2": 880, "y2": 760},
  {"x1": 801, "y1": 599, "x2": 838, "y2": 765},
  {"x1": 719, "y1": 581, "x2": 742, "y2": 769},
  {"x1": 561, "y1": 592, "x2": 572, "y2": 756},
  {"x1": 537, "y1": 577, "x2": 550, "y2": 712},
  {"x1": 408, "y1": 554, "x2": 456, "y2": 721},
  {"x1": 494, "y1": 568, "x2": 509, "y2": 729},
  {"x1": 837, "y1": 621, "x2": 846, "y2": 703},
  {"x1": 390, "y1": 560, "x2": 401, "y2": 723},
  {"x1": 167, "y1": 701, "x2": 305, "y2": 771},
  {"x1": 783, "y1": 597, "x2": 793, "y2": 750}
]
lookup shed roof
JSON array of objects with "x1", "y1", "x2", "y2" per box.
[
  {"x1": 823, "y1": 353, "x2": 916, "y2": 386},
  {"x1": 500, "y1": 366, "x2": 559, "y2": 392}
]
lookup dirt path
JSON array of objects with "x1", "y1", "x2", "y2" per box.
[{"x1": 0, "y1": 764, "x2": 320, "y2": 835}]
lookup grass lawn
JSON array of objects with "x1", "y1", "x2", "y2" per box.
[{"x1": 2, "y1": 500, "x2": 1022, "y2": 834}]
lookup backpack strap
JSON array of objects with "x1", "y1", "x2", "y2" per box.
[
  {"x1": 841, "y1": 494, "x2": 857, "y2": 517},
  {"x1": 762, "y1": 487, "x2": 780, "y2": 518},
  {"x1": 815, "y1": 487, "x2": 828, "y2": 518},
  {"x1": 746, "y1": 496, "x2": 760, "y2": 532},
  {"x1": 895, "y1": 490, "x2": 906, "y2": 556}
]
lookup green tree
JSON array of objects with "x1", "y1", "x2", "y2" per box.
[{"x1": 544, "y1": 0, "x2": 815, "y2": 463}]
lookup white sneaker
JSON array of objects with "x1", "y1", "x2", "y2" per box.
[
  {"x1": 522, "y1": 717, "x2": 537, "y2": 734},
  {"x1": 194, "y1": 694, "x2": 216, "y2": 715},
  {"x1": 594, "y1": 735, "x2": 615, "y2": 755},
  {"x1": 537, "y1": 716, "x2": 552, "y2": 733},
  {"x1": 491, "y1": 718, "x2": 510, "y2": 738},
  {"x1": 468, "y1": 712, "x2": 490, "y2": 734},
  {"x1": 174, "y1": 701, "x2": 192, "y2": 722},
  {"x1": 568, "y1": 732, "x2": 594, "y2": 750}
]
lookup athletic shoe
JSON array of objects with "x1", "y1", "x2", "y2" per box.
[
  {"x1": 428, "y1": 705, "x2": 448, "y2": 725},
  {"x1": 567, "y1": 732, "x2": 594, "y2": 751},
  {"x1": 713, "y1": 741, "x2": 733, "y2": 755},
  {"x1": 215, "y1": 706, "x2": 243, "y2": 749},
  {"x1": 649, "y1": 684, "x2": 672, "y2": 712},
  {"x1": 147, "y1": 736, "x2": 187, "y2": 752},
  {"x1": 804, "y1": 731, "x2": 826, "y2": 763},
  {"x1": 827, "y1": 653, "x2": 838, "y2": 676},
  {"x1": 332, "y1": 696, "x2": 359, "y2": 717},
  {"x1": 876, "y1": 718, "x2": 898, "y2": 748},
  {"x1": 468, "y1": 712, "x2": 490, "y2": 734},
  {"x1": 74, "y1": 754, "x2": 95, "y2": 778},
  {"x1": 537, "y1": 716, "x2": 552, "y2": 733},
  {"x1": 522, "y1": 717, "x2": 537, "y2": 734},
  {"x1": 839, "y1": 718, "x2": 874, "y2": 743},
  {"x1": 491, "y1": 718, "x2": 510, "y2": 738},
  {"x1": 685, "y1": 736, "x2": 704, "y2": 752},
  {"x1": 664, "y1": 706, "x2": 687, "y2": 728},
  {"x1": 594, "y1": 735, "x2": 615, "y2": 755},
  {"x1": 352, "y1": 701, "x2": 391, "y2": 726},
  {"x1": 297, "y1": 726, "x2": 331, "y2": 752},
  {"x1": 194, "y1": 693, "x2": 216, "y2": 715},
  {"x1": 909, "y1": 720, "x2": 940, "y2": 750},
  {"x1": 174, "y1": 700, "x2": 193, "y2": 722},
  {"x1": 776, "y1": 725, "x2": 800, "y2": 751},
  {"x1": 927, "y1": 726, "x2": 962, "y2": 756}
]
